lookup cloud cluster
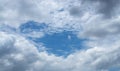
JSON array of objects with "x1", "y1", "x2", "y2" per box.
[
  {"x1": 0, "y1": 32, "x2": 120, "y2": 71},
  {"x1": 0, "y1": 0, "x2": 120, "y2": 71}
]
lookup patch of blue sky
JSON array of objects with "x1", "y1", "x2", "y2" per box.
[
  {"x1": 33, "y1": 31, "x2": 88, "y2": 56},
  {"x1": 19, "y1": 21, "x2": 88, "y2": 56},
  {"x1": 19, "y1": 21, "x2": 48, "y2": 33}
]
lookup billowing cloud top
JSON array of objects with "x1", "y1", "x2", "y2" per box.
[{"x1": 0, "y1": 0, "x2": 120, "y2": 71}]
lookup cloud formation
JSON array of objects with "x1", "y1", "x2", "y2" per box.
[
  {"x1": 0, "y1": 0, "x2": 60, "y2": 28},
  {"x1": 0, "y1": 32, "x2": 120, "y2": 71},
  {"x1": 0, "y1": 0, "x2": 120, "y2": 71},
  {"x1": 81, "y1": 0, "x2": 120, "y2": 18}
]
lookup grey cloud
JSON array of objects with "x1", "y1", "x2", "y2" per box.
[
  {"x1": 69, "y1": 6, "x2": 83, "y2": 17},
  {"x1": 93, "y1": 47, "x2": 120, "y2": 70},
  {"x1": 80, "y1": 17, "x2": 120, "y2": 39},
  {"x1": 97, "y1": 0, "x2": 120, "y2": 18},
  {"x1": 0, "y1": 32, "x2": 39, "y2": 71},
  {"x1": 108, "y1": 23, "x2": 120, "y2": 34},
  {"x1": 79, "y1": 0, "x2": 120, "y2": 18},
  {"x1": 83, "y1": 29, "x2": 109, "y2": 38},
  {"x1": 0, "y1": 35, "x2": 15, "y2": 58}
]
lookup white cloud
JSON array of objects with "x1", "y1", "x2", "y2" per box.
[
  {"x1": 0, "y1": 31, "x2": 120, "y2": 71},
  {"x1": 0, "y1": 0, "x2": 61, "y2": 28},
  {"x1": 0, "y1": 0, "x2": 95, "y2": 30},
  {"x1": 1, "y1": 0, "x2": 120, "y2": 71}
]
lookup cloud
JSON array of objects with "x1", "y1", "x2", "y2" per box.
[
  {"x1": 69, "y1": 6, "x2": 83, "y2": 17},
  {"x1": 0, "y1": 32, "x2": 39, "y2": 71},
  {"x1": 0, "y1": 0, "x2": 120, "y2": 71},
  {"x1": 0, "y1": 0, "x2": 60, "y2": 28},
  {"x1": 80, "y1": 0, "x2": 120, "y2": 18},
  {"x1": 67, "y1": 0, "x2": 120, "y2": 20},
  {"x1": 0, "y1": 0, "x2": 120, "y2": 30},
  {"x1": 0, "y1": 31, "x2": 120, "y2": 71},
  {"x1": 79, "y1": 16, "x2": 120, "y2": 40},
  {"x1": 96, "y1": 0, "x2": 120, "y2": 18}
]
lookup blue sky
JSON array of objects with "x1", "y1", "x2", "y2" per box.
[
  {"x1": 0, "y1": 0, "x2": 120, "y2": 71},
  {"x1": 20, "y1": 21, "x2": 88, "y2": 56},
  {"x1": 34, "y1": 31, "x2": 87, "y2": 56}
]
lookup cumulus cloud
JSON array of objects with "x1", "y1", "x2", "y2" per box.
[
  {"x1": 0, "y1": 31, "x2": 120, "y2": 71},
  {"x1": 0, "y1": 0, "x2": 120, "y2": 71},
  {"x1": 0, "y1": 32, "x2": 39, "y2": 71}
]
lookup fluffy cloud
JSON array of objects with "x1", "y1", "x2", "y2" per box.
[
  {"x1": 0, "y1": 0, "x2": 61, "y2": 28},
  {"x1": 0, "y1": 31, "x2": 120, "y2": 71},
  {"x1": 1, "y1": 0, "x2": 120, "y2": 71},
  {"x1": 0, "y1": 32, "x2": 39, "y2": 71},
  {"x1": 0, "y1": 0, "x2": 120, "y2": 30}
]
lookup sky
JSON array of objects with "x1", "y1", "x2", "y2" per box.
[{"x1": 0, "y1": 0, "x2": 120, "y2": 71}]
